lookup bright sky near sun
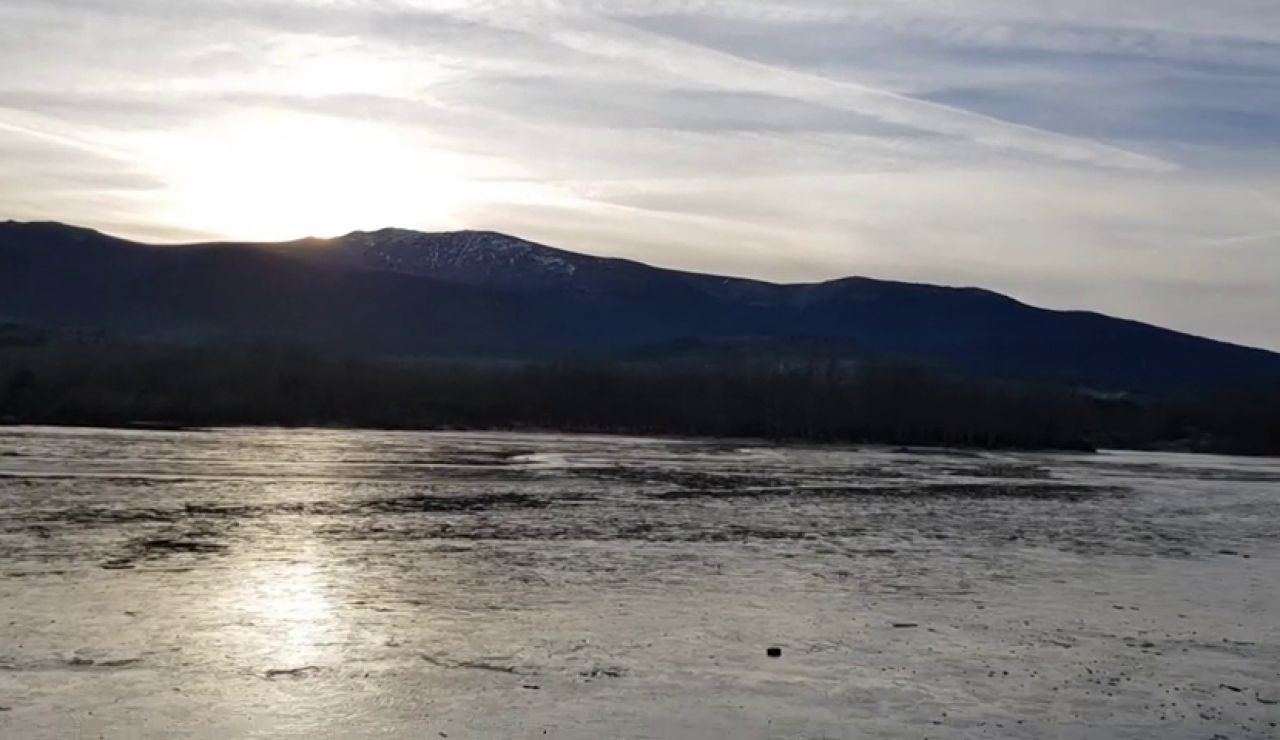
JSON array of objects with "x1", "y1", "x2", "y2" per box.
[{"x1": 2, "y1": 1, "x2": 1279, "y2": 348}]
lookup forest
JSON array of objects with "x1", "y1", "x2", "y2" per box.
[{"x1": 1, "y1": 324, "x2": 1277, "y2": 455}]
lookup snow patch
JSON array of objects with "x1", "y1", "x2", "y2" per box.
[{"x1": 339, "y1": 229, "x2": 589, "y2": 288}]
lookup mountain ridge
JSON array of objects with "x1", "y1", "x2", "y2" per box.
[
  {"x1": 3, "y1": 219, "x2": 1278, "y2": 393},
  {"x1": 0, "y1": 220, "x2": 1172, "y2": 320}
]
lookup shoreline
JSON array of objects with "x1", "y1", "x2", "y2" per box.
[
  {"x1": 6, "y1": 417, "x2": 1236, "y2": 458},
  {"x1": 7, "y1": 415, "x2": 1277, "y2": 460}
]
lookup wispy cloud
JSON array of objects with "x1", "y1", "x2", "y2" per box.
[
  {"x1": 1, "y1": 0, "x2": 1278, "y2": 348},
  {"x1": 0, "y1": 115, "x2": 128, "y2": 161}
]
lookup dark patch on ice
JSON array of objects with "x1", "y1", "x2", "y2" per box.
[
  {"x1": 138, "y1": 538, "x2": 229, "y2": 555},
  {"x1": 422, "y1": 654, "x2": 532, "y2": 675},
  {"x1": 1087, "y1": 461, "x2": 1280, "y2": 483},
  {"x1": 38, "y1": 491, "x2": 550, "y2": 530},
  {"x1": 652, "y1": 482, "x2": 1121, "y2": 501},
  {"x1": 940, "y1": 463, "x2": 1052, "y2": 480},
  {"x1": 0, "y1": 474, "x2": 210, "y2": 485},
  {"x1": 579, "y1": 666, "x2": 626, "y2": 679},
  {"x1": 650, "y1": 487, "x2": 786, "y2": 500},
  {"x1": 264, "y1": 666, "x2": 321, "y2": 680},
  {"x1": 891, "y1": 447, "x2": 984, "y2": 457},
  {"x1": 97, "y1": 525, "x2": 236, "y2": 569}
]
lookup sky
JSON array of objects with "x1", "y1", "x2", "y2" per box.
[{"x1": 2, "y1": 1, "x2": 1279, "y2": 349}]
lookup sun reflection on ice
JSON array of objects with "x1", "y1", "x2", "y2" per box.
[{"x1": 230, "y1": 550, "x2": 343, "y2": 667}]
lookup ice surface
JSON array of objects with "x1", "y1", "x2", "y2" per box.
[{"x1": 0, "y1": 427, "x2": 1277, "y2": 738}]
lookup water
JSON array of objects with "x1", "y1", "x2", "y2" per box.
[{"x1": 1, "y1": 426, "x2": 1277, "y2": 739}]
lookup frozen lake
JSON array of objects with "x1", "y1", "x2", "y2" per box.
[{"x1": 1, "y1": 426, "x2": 1277, "y2": 738}]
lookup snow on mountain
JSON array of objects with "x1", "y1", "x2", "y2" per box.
[
  {"x1": 337, "y1": 229, "x2": 602, "y2": 290},
  {"x1": 332, "y1": 228, "x2": 792, "y2": 305}
]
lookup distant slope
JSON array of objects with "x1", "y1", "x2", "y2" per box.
[
  {"x1": 3, "y1": 220, "x2": 1279, "y2": 392},
  {"x1": 0, "y1": 222, "x2": 552, "y2": 354}
]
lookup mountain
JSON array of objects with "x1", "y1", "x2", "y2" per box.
[{"x1": 3, "y1": 219, "x2": 1279, "y2": 392}]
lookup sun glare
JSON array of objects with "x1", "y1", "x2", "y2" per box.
[
  {"x1": 149, "y1": 111, "x2": 467, "y2": 241},
  {"x1": 228, "y1": 555, "x2": 341, "y2": 666}
]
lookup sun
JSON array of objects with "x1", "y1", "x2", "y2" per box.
[{"x1": 147, "y1": 110, "x2": 467, "y2": 241}]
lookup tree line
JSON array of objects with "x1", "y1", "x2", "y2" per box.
[{"x1": 1, "y1": 329, "x2": 1277, "y2": 455}]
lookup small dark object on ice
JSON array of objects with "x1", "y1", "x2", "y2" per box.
[
  {"x1": 766, "y1": 647, "x2": 782, "y2": 658},
  {"x1": 1220, "y1": 683, "x2": 1243, "y2": 693},
  {"x1": 893, "y1": 622, "x2": 919, "y2": 629},
  {"x1": 522, "y1": 684, "x2": 540, "y2": 690}
]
